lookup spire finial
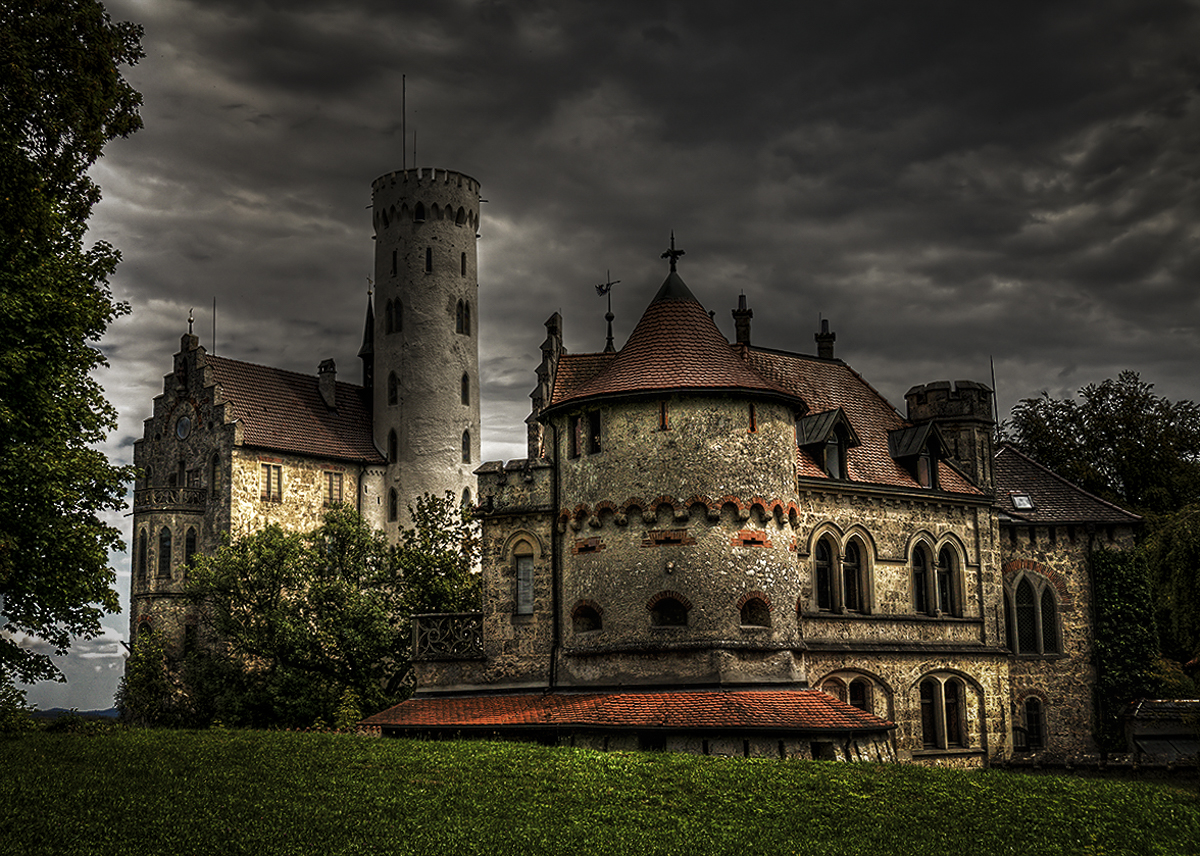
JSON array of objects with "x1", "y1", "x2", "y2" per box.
[
  {"x1": 366, "y1": 276, "x2": 373, "y2": 297},
  {"x1": 595, "y1": 270, "x2": 620, "y2": 353},
  {"x1": 187, "y1": 308, "x2": 194, "y2": 335},
  {"x1": 661, "y1": 231, "x2": 684, "y2": 273}
]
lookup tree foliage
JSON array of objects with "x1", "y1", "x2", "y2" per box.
[
  {"x1": 0, "y1": 0, "x2": 142, "y2": 682},
  {"x1": 181, "y1": 498, "x2": 479, "y2": 727},
  {"x1": 1143, "y1": 503, "x2": 1200, "y2": 663},
  {"x1": 1004, "y1": 371, "x2": 1200, "y2": 515}
]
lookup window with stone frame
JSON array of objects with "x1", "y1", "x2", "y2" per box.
[
  {"x1": 461, "y1": 429, "x2": 471, "y2": 464},
  {"x1": 935, "y1": 546, "x2": 961, "y2": 616},
  {"x1": 848, "y1": 678, "x2": 872, "y2": 713},
  {"x1": 814, "y1": 537, "x2": 835, "y2": 611},
  {"x1": 324, "y1": 471, "x2": 343, "y2": 506},
  {"x1": 919, "y1": 676, "x2": 967, "y2": 750},
  {"x1": 158, "y1": 527, "x2": 172, "y2": 578},
  {"x1": 842, "y1": 540, "x2": 864, "y2": 612},
  {"x1": 387, "y1": 430, "x2": 398, "y2": 464},
  {"x1": 388, "y1": 489, "x2": 398, "y2": 523},
  {"x1": 137, "y1": 529, "x2": 148, "y2": 582},
  {"x1": 1021, "y1": 697, "x2": 1045, "y2": 750},
  {"x1": 461, "y1": 373, "x2": 470, "y2": 406},
  {"x1": 388, "y1": 372, "x2": 399, "y2": 406},
  {"x1": 912, "y1": 545, "x2": 931, "y2": 614},
  {"x1": 1005, "y1": 573, "x2": 1061, "y2": 656},
  {"x1": 260, "y1": 464, "x2": 282, "y2": 501},
  {"x1": 515, "y1": 550, "x2": 534, "y2": 615}
]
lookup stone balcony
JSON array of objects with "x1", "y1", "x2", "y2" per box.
[
  {"x1": 132, "y1": 487, "x2": 208, "y2": 513},
  {"x1": 412, "y1": 612, "x2": 485, "y2": 661}
]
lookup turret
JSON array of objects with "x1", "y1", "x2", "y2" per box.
[{"x1": 905, "y1": 380, "x2": 995, "y2": 490}]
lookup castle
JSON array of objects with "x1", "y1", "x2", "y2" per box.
[{"x1": 132, "y1": 167, "x2": 1140, "y2": 764}]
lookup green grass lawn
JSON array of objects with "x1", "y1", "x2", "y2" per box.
[{"x1": 1, "y1": 729, "x2": 1197, "y2": 856}]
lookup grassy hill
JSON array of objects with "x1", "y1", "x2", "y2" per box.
[{"x1": 1, "y1": 729, "x2": 1196, "y2": 855}]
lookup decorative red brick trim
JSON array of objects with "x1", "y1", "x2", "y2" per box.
[
  {"x1": 257, "y1": 455, "x2": 283, "y2": 463},
  {"x1": 646, "y1": 590, "x2": 692, "y2": 611},
  {"x1": 571, "y1": 599, "x2": 604, "y2": 618},
  {"x1": 642, "y1": 529, "x2": 694, "y2": 548},
  {"x1": 1014, "y1": 687, "x2": 1050, "y2": 704},
  {"x1": 572, "y1": 537, "x2": 605, "y2": 555},
  {"x1": 1001, "y1": 559, "x2": 1075, "y2": 611},
  {"x1": 732, "y1": 529, "x2": 772, "y2": 548},
  {"x1": 736, "y1": 590, "x2": 772, "y2": 610}
]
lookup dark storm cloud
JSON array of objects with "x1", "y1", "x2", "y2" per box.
[{"x1": 58, "y1": 0, "x2": 1198, "y2": 708}]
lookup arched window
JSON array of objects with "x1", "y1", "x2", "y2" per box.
[
  {"x1": 936, "y1": 546, "x2": 958, "y2": 616},
  {"x1": 388, "y1": 372, "x2": 399, "y2": 406},
  {"x1": 1008, "y1": 573, "x2": 1061, "y2": 656},
  {"x1": 414, "y1": 202, "x2": 425, "y2": 222},
  {"x1": 461, "y1": 251, "x2": 467, "y2": 276},
  {"x1": 387, "y1": 429, "x2": 398, "y2": 464},
  {"x1": 461, "y1": 373, "x2": 470, "y2": 405},
  {"x1": 455, "y1": 300, "x2": 465, "y2": 333},
  {"x1": 388, "y1": 489, "x2": 398, "y2": 522},
  {"x1": 515, "y1": 545, "x2": 534, "y2": 615},
  {"x1": 461, "y1": 487, "x2": 472, "y2": 508},
  {"x1": 137, "y1": 530, "x2": 148, "y2": 582},
  {"x1": 740, "y1": 597, "x2": 771, "y2": 627},
  {"x1": 843, "y1": 541, "x2": 863, "y2": 612},
  {"x1": 912, "y1": 545, "x2": 931, "y2": 614},
  {"x1": 815, "y1": 538, "x2": 834, "y2": 611},
  {"x1": 572, "y1": 602, "x2": 602, "y2": 632},
  {"x1": 919, "y1": 676, "x2": 967, "y2": 750},
  {"x1": 158, "y1": 527, "x2": 172, "y2": 578},
  {"x1": 849, "y1": 678, "x2": 872, "y2": 713},
  {"x1": 461, "y1": 430, "x2": 471, "y2": 464},
  {"x1": 650, "y1": 594, "x2": 689, "y2": 627},
  {"x1": 184, "y1": 527, "x2": 197, "y2": 576},
  {"x1": 821, "y1": 678, "x2": 847, "y2": 703}
]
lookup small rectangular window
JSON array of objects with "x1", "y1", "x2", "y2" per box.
[
  {"x1": 261, "y1": 464, "x2": 282, "y2": 501},
  {"x1": 516, "y1": 555, "x2": 534, "y2": 615},
  {"x1": 325, "y1": 472, "x2": 343, "y2": 505}
]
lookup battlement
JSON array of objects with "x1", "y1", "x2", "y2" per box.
[
  {"x1": 372, "y1": 167, "x2": 480, "y2": 195},
  {"x1": 905, "y1": 380, "x2": 994, "y2": 422},
  {"x1": 476, "y1": 458, "x2": 554, "y2": 516}
]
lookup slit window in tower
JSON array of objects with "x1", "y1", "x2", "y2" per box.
[
  {"x1": 588, "y1": 411, "x2": 601, "y2": 454},
  {"x1": 461, "y1": 373, "x2": 470, "y2": 405},
  {"x1": 391, "y1": 249, "x2": 397, "y2": 276},
  {"x1": 462, "y1": 430, "x2": 471, "y2": 464},
  {"x1": 461, "y1": 252, "x2": 466, "y2": 276}
]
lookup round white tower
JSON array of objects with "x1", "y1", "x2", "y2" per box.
[{"x1": 371, "y1": 167, "x2": 481, "y2": 531}]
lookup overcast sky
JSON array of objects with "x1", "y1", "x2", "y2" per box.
[{"x1": 27, "y1": 0, "x2": 1200, "y2": 710}]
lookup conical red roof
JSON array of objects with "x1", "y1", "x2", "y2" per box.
[{"x1": 549, "y1": 272, "x2": 799, "y2": 410}]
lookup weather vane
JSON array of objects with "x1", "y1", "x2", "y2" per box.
[
  {"x1": 661, "y1": 231, "x2": 684, "y2": 272},
  {"x1": 595, "y1": 271, "x2": 620, "y2": 353}
]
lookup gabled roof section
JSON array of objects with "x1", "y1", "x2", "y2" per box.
[
  {"x1": 546, "y1": 271, "x2": 801, "y2": 412},
  {"x1": 205, "y1": 355, "x2": 384, "y2": 463},
  {"x1": 796, "y1": 408, "x2": 861, "y2": 449},
  {"x1": 994, "y1": 444, "x2": 1141, "y2": 525},
  {"x1": 744, "y1": 347, "x2": 980, "y2": 495},
  {"x1": 887, "y1": 422, "x2": 944, "y2": 460},
  {"x1": 362, "y1": 689, "x2": 894, "y2": 733}
]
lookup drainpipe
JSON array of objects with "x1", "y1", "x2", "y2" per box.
[{"x1": 548, "y1": 420, "x2": 561, "y2": 691}]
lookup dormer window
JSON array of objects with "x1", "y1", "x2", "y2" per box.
[
  {"x1": 796, "y1": 408, "x2": 860, "y2": 482},
  {"x1": 888, "y1": 423, "x2": 946, "y2": 491}
]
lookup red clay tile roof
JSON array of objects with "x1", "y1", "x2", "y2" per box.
[
  {"x1": 205, "y1": 355, "x2": 384, "y2": 463},
  {"x1": 745, "y1": 348, "x2": 981, "y2": 495},
  {"x1": 548, "y1": 273, "x2": 801, "y2": 410},
  {"x1": 994, "y1": 445, "x2": 1141, "y2": 525},
  {"x1": 362, "y1": 688, "x2": 893, "y2": 732}
]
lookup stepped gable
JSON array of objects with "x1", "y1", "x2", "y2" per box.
[
  {"x1": 994, "y1": 444, "x2": 1141, "y2": 524},
  {"x1": 206, "y1": 355, "x2": 384, "y2": 463},
  {"x1": 548, "y1": 271, "x2": 800, "y2": 410},
  {"x1": 362, "y1": 688, "x2": 894, "y2": 732},
  {"x1": 745, "y1": 348, "x2": 980, "y2": 494}
]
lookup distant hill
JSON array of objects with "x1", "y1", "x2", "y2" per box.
[{"x1": 32, "y1": 707, "x2": 119, "y2": 720}]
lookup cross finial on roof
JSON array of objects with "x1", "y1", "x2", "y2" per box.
[
  {"x1": 188, "y1": 308, "x2": 194, "y2": 335},
  {"x1": 661, "y1": 231, "x2": 684, "y2": 272},
  {"x1": 595, "y1": 270, "x2": 620, "y2": 353}
]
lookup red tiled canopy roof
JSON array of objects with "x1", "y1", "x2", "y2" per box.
[
  {"x1": 205, "y1": 355, "x2": 384, "y2": 463},
  {"x1": 994, "y1": 444, "x2": 1141, "y2": 525},
  {"x1": 362, "y1": 688, "x2": 894, "y2": 733},
  {"x1": 548, "y1": 273, "x2": 801, "y2": 410}
]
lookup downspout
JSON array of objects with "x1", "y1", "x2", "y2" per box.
[{"x1": 548, "y1": 420, "x2": 561, "y2": 690}]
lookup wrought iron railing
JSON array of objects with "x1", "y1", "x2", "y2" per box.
[
  {"x1": 412, "y1": 612, "x2": 485, "y2": 660},
  {"x1": 132, "y1": 487, "x2": 208, "y2": 512}
]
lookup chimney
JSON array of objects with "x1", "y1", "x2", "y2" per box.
[
  {"x1": 318, "y1": 359, "x2": 337, "y2": 409},
  {"x1": 816, "y1": 319, "x2": 836, "y2": 359},
  {"x1": 732, "y1": 294, "x2": 753, "y2": 345}
]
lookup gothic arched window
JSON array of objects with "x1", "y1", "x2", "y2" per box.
[
  {"x1": 912, "y1": 545, "x2": 931, "y2": 614},
  {"x1": 387, "y1": 429, "x2": 398, "y2": 464},
  {"x1": 388, "y1": 489, "x2": 398, "y2": 522},
  {"x1": 158, "y1": 527, "x2": 172, "y2": 578},
  {"x1": 137, "y1": 529, "x2": 148, "y2": 582},
  {"x1": 815, "y1": 538, "x2": 834, "y2": 612},
  {"x1": 1008, "y1": 573, "x2": 1061, "y2": 656},
  {"x1": 936, "y1": 546, "x2": 959, "y2": 616},
  {"x1": 843, "y1": 540, "x2": 863, "y2": 612},
  {"x1": 461, "y1": 373, "x2": 470, "y2": 405},
  {"x1": 461, "y1": 430, "x2": 471, "y2": 464}
]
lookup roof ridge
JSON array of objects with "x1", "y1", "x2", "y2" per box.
[
  {"x1": 995, "y1": 443, "x2": 1142, "y2": 521},
  {"x1": 206, "y1": 353, "x2": 366, "y2": 391}
]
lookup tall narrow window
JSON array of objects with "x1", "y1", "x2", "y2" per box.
[
  {"x1": 825, "y1": 433, "x2": 844, "y2": 479},
  {"x1": 425, "y1": 246, "x2": 432, "y2": 272},
  {"x1": 936, "y1": 547, "x2": 956, "y2": 615},
  {"x1": 210, "y1": 454, "x2": 220, "y2": 495},
  {"x1": 748, "y1": 403, "x2": 757, "y2": 433},
  {"x1": 388, "y1": 372, "x2": 399, "y2": 406},
  {"x1": 388, "y1": 489, "x2": 398, "y2": 522},
  {"x1": 1016, "y1": 578, "x2": 1037, "y2": 653},
  {"x1": 843, "y1": 541, "x2": 862, "y2": 612},
  {"x1": 1040, "y1": 588, "x2": 1059, "y2": 654},
  {"x1": 849, "y1": 679, "x2": 871, "y2": 713},
  {"x1": 920, "y1": 679, "x2": 938, "y2": 748},
  {"x1": 461, "y1": 373, "x2": 470, "y2": 405},
  {"x1": 387, "y1": 429, "x2": 398, "y2": 463},
  {"x1": 944, "y1": 680, "x2": 963, "y2": 747},
  {"x1": 461, "y1": 429, "x2": 471, "y2": 464},
  {"x1": 917, "y1": 450, "x2": 933, "y2": 488},
  {"x1": 463, "y1": 301, "x2": 471, "y2": 335},
  {"x1": 391, "y1": 249, "x2": 397, "y2": 276},
  {"x1": 324, "y1": 472, "x2": 343, "y2": 505},
  {"x1": 461, "y1": 251, "x2": 467, "y2": 276},
  {"x1": 913, "y1": 547, "x2": 930, "y2": 614},
  {"x1": 1009, "y1": 574, "x2": 1060, "y2": 656},
  {"x1": 414, "y1": 202, "x2": 425, "y2": 222},
  {"x1": 815, "y1": 539, "x2": 834, "y2": 611},
  {"x1": 659, "y1": 400, "x2": 669, "y2": 430},
  {"x1": 588, "y1": 411, "x2": 601, "y2": 454},
  {"x1": 1025, "y1": 698, "x2": 1044, "y2": 750},
  {"x1": 185, "y1": 527, "x2": 197, "y2": 572},
  {"x1": 385, "y1": 299, "x2": 394, "y2": 334},
  {"x1": 158, "y1": 527, "x2": 172, "y2": 578},
  {"x1": 456, "y1": 300, "x2": 465, "y2": 333},
  {"x1": 137, "y1": 530, "x2": 148, "y2": 582},
  {"x1": 515, "y1": 553, "x2": 534, "y2": 615}
]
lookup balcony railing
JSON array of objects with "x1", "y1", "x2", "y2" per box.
[
  {"x1": 412, "y1": 612, "x2": 485, "y2": 661},
  {"x1": 132, "y1": 487, "x2": 207, "y2": 512}
]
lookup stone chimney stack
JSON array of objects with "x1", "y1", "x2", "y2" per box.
[
  {"x1": 732, "y1": 294, "x2": 753, "y2": 345},
  {"x1": 318, "y1": 359, "x2": 337, "y2": 409},
  {"x1": 816, "y1": 319, "x2": 836, "y2": 359}
]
